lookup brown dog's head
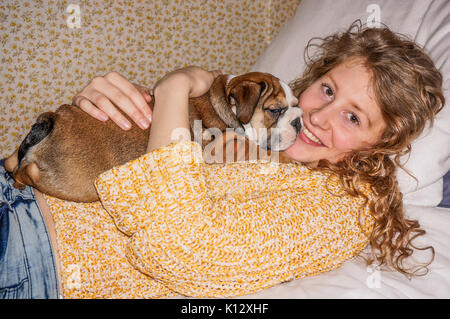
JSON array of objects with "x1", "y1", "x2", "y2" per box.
[{"x1": 224, "y1": 72, "x2": 302, "y2": 150}]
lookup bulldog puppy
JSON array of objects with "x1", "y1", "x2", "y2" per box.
[{"x1": 7, "y1": 72, "x2": 302, "y2": 202}]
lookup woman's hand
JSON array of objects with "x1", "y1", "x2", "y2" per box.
[
  {"x1": 72, "y1": 72, "x2": 153, "y2": 130},
  {"x1": 153, "y1": 66, "x2": 221, "y2": 98}
]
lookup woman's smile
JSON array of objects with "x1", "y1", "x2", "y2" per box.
[{"x1": 298, "y1": 124, "x2": 326, "y2": 147}]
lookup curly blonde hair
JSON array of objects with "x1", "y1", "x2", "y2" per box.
[{"x1": 290, "y1": 21, "x2": 445, "y2": 276}]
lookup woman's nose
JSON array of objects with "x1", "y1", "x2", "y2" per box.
[{"x1": 309, "y1": 105, "x2": 333, "y2": 130}]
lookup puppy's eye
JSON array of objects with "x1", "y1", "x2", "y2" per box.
[{"x1": 265, "y1": 107, "x2": 287, "y2": 116}]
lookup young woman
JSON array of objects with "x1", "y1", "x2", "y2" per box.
[{"x1": 1, "y1": 23, "x2": 444, "y2": 298}]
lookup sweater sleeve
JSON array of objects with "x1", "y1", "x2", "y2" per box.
[{"x1": 95, "y1": 141, "x2": 374, "y2": 297}]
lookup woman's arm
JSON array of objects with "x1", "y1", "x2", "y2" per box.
[
  {"x1": 72, "y1": 68, "x2": 220, "y2": 134},
  {"x1": 95, "y1": 141, "x2": 374, "y2": 297},
  {"x1": 147, "y1": 67, "x2": 219, "y2": 152}
]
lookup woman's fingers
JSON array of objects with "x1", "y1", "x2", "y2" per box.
[
  {"x1": 96, "y1": 78, "x2": 149, "y2": 129},
  {"x1": 104, "y1": 72, "x2": 153, "y2": 123},
  {"x1": 73, "y1": 95, "x2": 106, "y2": 121},
  {"x1": 73, "y1": 72, "x2": 152, "y2": 130},
  {"x1": 132, "y1": 82, "x2": 153, "y2": 103},
  {"x1": 76, "y1": 92, "x2": 133, "y2": 130}
]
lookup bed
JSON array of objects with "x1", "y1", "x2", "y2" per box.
[{"x1": 246, "y1": 0, "x2": 450, "y2": 298}]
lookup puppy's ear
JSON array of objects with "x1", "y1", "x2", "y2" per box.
[
  {"x1": 12, "y1": 162, "x2": 40, "y2": 189},
  {"x1": 227, "y1": 73, "x2": 273, "y2": 124},
  {"x1": 4, "y1": 149, "x2": 19, "y2": 173}
]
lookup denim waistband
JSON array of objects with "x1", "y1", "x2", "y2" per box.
[{"x1": 0, "y1": 159, "x2": 59, "y2": 298}]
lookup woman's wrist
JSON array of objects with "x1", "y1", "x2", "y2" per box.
[
  {"x1": 147, "y1": 75, "x2": 192, "y2": 153},
  {"x1": 153, "y1": 72, "x2": 191, "y2": 99}
]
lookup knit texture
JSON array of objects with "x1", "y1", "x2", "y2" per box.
[
  {"x1": 92, "y1": 141, "x2": 374, "y2": 298},
  {"x1": 45, "y1": 196, "x2": 175, "y2": 298}
]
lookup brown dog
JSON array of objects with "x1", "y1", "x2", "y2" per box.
[{"x1": 7, "y1": 72, "x2": 302, "y2": 202}]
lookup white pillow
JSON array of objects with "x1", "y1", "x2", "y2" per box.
[{"x1": 252, "y1": 0, "x2": 450, "y2": 206}]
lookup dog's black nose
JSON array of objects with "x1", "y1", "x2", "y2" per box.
[{"x1": 291, "y1": 117, "x2": 302, "y2": 133}]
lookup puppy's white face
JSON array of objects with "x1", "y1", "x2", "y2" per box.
[
  {"x1": 268, "y1": 106, "x2": 303, "y2": 151},
  {"x1": 239, "y1": 78, "x2": 302, "y2": 151}
]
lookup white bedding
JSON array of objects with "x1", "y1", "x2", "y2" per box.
[{"x1": 244, "y1": 205, "x2": 450, "y2": 298}]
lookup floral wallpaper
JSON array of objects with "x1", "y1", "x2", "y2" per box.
[{"x1": 0, "y1": 0, "x2": 301, "y2": 158}]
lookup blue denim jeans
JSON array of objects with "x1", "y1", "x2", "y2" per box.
[{"x1": 0, "y1": 159, "x2": 59, "y2": 298}]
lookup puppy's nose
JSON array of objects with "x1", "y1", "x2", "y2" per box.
[{"x1": 291, "y1": 117, "x2": 302, "y2": 134}]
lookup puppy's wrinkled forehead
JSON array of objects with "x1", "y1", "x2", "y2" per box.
[
  {"x1": 226, "y1": 73, "x2": 298, "y2": 107},
  {"x1": 266, "y1": 76, "x2": 298, "y2": 107},
  {"x1": 280, "y1": 81, "x2": 298, "y2": 107}
]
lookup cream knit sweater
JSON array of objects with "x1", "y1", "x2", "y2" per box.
[{"x1": 47, "y1": 141, "x2": 374, "y2": 298}]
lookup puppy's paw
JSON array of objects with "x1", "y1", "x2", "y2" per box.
[
  {"x1": 4, "y1": 149, "x2": 19, "y2": 173},
  {"x1": 13, "y1": 181, "x2": 26, "y2": 190}
]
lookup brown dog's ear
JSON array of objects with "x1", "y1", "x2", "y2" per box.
[
  {"x1": 226, "y1": 73, "x2": 273, "y2": 124},
  {"x1": 12, "y1": 162, "x2": 40, "y2": 189},
  {"x1": 4, "y1": 149, "x2": 19, "y2": 173}
]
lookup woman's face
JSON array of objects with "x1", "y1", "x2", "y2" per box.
[{"x1": 284, "y1": 58, "x2": 386, "y2": 164}]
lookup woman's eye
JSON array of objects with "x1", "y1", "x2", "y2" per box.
[
  {"x1": 321, "y1": 83, "x2": 334, "y2": 98},
  {"x1": 347, "y1": 112, "x2": 360, "y2": 125}
]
